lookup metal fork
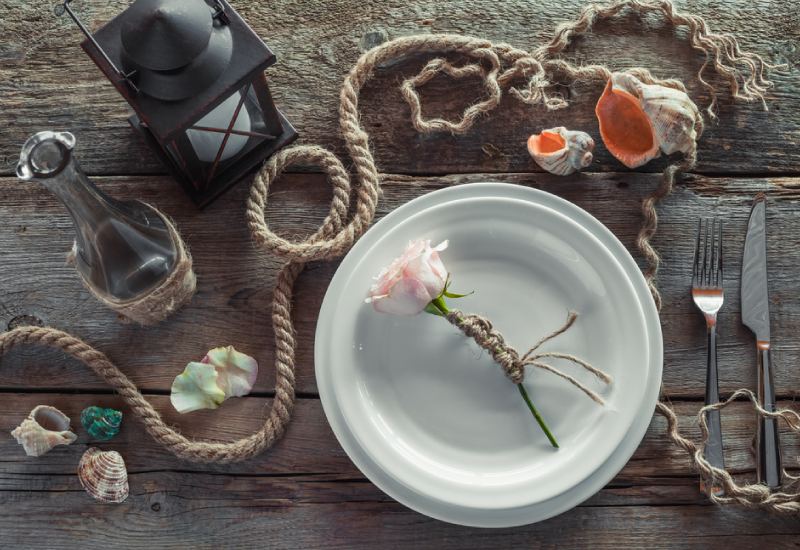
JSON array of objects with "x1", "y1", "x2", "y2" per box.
[{"x1": 691, "y1": 218, "x2": 725, "y2": 494}]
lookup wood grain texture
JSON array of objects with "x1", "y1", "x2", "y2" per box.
[
  {"x1": 0, "y1": 0, "x2": 798, "y2": 177},
  {"x1": 2, "y1": 394, "x2": 800, "y2": 549},
  {"x1": 3, "y1": 0, "x2": 800, "y2": 546},
  {"x1": 2, "y1": 173, "x2": 800, "y2": 398}
]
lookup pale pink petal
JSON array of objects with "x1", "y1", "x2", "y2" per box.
[
  {"x1": 428, "y1": 240, "x2": 449, "y2": 281},
  {"x1": 366, "y1": 239, "x2": 450, "y2": 315},
  {"x1": 371, "y1": 276, "x2": 433, "y2": 315},
  {"x1": 368, "y1": 240, "x2": 425, "y2": 299},
  {"x1": 201, "y1": 346, "x2": 258, "y2": 398},
  {"x1": 404, "y1": 250, "x2": 447, "y2": 298}
]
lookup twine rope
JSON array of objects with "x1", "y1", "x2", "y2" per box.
[
  {"x1": 658, "y1": 391, "x2": 800, "y2": 512},
  {"x1": 445, "y1": 311, "x2": 612, "y2": 404},
  {"x1": 0, "y1": 0, "x2": 789, "y2": 502},
  {"x1": 66, "y1": 209, "x2": 197, "y2": 326}
]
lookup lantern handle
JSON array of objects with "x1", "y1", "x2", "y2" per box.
[
  {"x1": 211, "y1": 1, "x2": 229, "y2": 24},
  {"x1": 54, "y1": 0, "x2": 140, "y2": 94}
]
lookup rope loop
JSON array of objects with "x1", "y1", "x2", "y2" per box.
[{"x1": 0, "y1": 1, "x2": 777, "y2": 468}]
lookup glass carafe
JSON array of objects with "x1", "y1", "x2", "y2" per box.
[{"x1": 16, "y1": 131, "x2": 178, "y2": 302}]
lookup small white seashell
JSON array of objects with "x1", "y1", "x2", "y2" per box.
[
  {"x1": 595, "y1": 72, "x2": 700, "y2": 169},
  {"x1": 78, "y1": 447, "x2": 129, "y2": 504},
  {"x1": 11, "y1": 405, "x2": 77, "y2": 457},
  {"x1": 527, "y1": 127, "x2": 594, "y2": 176},
  {"x1": 170, "y1": 346, "x2": 259, "y2": 414}
]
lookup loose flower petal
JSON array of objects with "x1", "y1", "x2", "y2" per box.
[
  {"x1": 170, "y1": 346, "x2": 259, "y2": 413},
  {"x1": 202, "y1": 346, "x2": 259, "y2": 398},
  {"x1": 170, "y1": 362, "x2": 226, "y2": 414}
]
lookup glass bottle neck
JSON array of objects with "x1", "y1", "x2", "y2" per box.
[
  {"x1": 17, "y1": 131, "x2": 179, "y2": 302},
  {"x1": 36, "y1": 157, "x2": 127, "y2": 268}
]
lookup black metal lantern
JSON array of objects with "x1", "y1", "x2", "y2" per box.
[{"x1": 58, "y1": 0, "x2": 297, "y2": 206}]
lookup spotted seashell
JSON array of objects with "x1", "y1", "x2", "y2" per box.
[
  {"x1": 527, "y1": 127, "x2": 594, "y2": 176},
  {"x1": 78, "y1": 447, "x2": 129, "y2": 504},
  {"x1": 11, "y1": 405, "x2": 77, "y2": 457},
  {"x1": 80, "y1": 406, "x2": 123, "y2": 441},
  {"x1": 595, "y1": 71, "x2": 700, "y2": 169}
]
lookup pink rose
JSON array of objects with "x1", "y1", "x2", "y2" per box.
[{"x1": 365, "y1": 239, "x2": 449, "y2": 315}]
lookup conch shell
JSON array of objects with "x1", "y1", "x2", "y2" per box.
[
  {"x1": 527, "y1": 127, "x2": 594, "y2": 175},
  {"x1": 170, "y1": 346, "x2": 258, "y2": 413},
  {"x1": 595, "y1": 72, "x2": 700, "y2": 168},
  {"x1": 11, "y1": 405, "x2": 77, "y2": 457},
  {"x1": 78, "y1": 447, "x2": 129, "y2": 504}
]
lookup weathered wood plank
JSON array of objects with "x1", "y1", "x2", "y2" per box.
[
  {"x1": 4, "y1": 490, "x2": 800, "y2": 550},
  {"x1": 2, "y1": 173, "x2": 800, "y2": 399},
  {"x1": 1, "y1": 0, "x2": 798, "y2": 177},
  {"x1": 1, "y1": 393, "x2": 800, "y2": 548},
  {"x1": 3, "y1": 484, "x2": 800, "y2": 549},
  {"x1": 0, "y1": 393, "x2": 798, "y2": 480}
]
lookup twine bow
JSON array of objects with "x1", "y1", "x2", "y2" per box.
[{"x1": 446, "y1": 311, "x2": 612, "y2": 404}]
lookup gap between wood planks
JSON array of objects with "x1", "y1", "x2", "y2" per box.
[
  {"x1": 4, "y1": 168, "x2": 798, "y2": 179},
  {"x1": 2, "y1": 387, "x2": 800, "y2": 402}
]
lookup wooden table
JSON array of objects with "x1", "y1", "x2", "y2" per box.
[{"x1": 2, "y1": 0, "x2": 799, "y2": 547}]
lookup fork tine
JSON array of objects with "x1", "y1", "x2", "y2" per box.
[
  {"x1": 703, "y1": 219, "x2": 711, "y2": 286},
  {"x1": 710, "y1": 218, "x2": 718, "y2": 287},
  {"x1": 693, "y1": 218, "x2": 702, "y2": 285},
  {"x1": 718, "y1": 218, "x2": 724, "y2": 285}
]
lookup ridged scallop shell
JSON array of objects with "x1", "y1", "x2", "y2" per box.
[
  {"x1": 527, "y1": 127, "x2": 594, "y2": 176},
  {"x1": 595, "y1": 72, "x2": 700, "y2": 169},
  {"x1": 11, "y1": 405, "x2": 77, "y2": 457},
  {"x1": 78, "y1": 447, "x2": 129, "y2": 504}
]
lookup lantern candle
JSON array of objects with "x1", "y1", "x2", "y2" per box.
[{"x1": 186, "y1": 92, "x2": 251, "y2": 163}]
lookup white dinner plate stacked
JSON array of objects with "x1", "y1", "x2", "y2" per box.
[{"x1": 315, "y1": 183, "x2": 663, "y2": 527}]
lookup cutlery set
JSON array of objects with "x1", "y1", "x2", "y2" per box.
[{"x1": 693, "y1": 193, "x2": 781, "y2": 491}]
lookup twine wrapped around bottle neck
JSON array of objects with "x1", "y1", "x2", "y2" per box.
[{"x1": 66, "y1": 209, "x2": 196, "y2": 326}]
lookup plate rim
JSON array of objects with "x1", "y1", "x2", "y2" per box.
[
  {"x1": 315, "y1": 182, "x2": 663, "y2": 527},
  {"x1": 321, "y1": 193, "x2": 650, "y2": 508}
]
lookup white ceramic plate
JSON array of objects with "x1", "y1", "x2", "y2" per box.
[{"x1": 315, "y1": 183, "x2": 663, "y2": 527}]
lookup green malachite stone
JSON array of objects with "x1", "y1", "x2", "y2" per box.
[{"x1": 80, "y1": 406, "x2": 123, "y2": 441}]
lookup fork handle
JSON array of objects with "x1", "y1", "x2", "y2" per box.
[
  {"x1": 757, "y1": 347, "x2": 782, "y2": 488},
  {"x1": 703, "y1": 325, "x2": 726, "y2": 485}
]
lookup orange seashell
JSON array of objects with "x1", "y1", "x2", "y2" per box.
[
  {"x1": 596, "y1": 72, "x2": 700, "y2": 169},
  {"x1": 527, "y1": 127, "x2": 594, "y2": 176}
]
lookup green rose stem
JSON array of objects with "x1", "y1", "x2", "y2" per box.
[{"x1": 429, "y1": 296, "x2": 559, "y2": 448}]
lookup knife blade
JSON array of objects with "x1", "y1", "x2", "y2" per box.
[
  {"x1": 741, "y1": 193, "x2": 781, "y2": 488},
  {"x1": 741, "y1": 195, "x2": 770, "y2": 344}
]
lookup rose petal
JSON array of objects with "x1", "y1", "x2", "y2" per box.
[
  {"x1": 371, "y1": 276, "x2": 433, "y2": 315},
  {"x1": 170, "y1": 362, "x2": 226, "y2": 414},
  {"x1": 404, "y1": 250, "x2": 447, "y2": 298},
  {"x1": 202, "y1": 346, "x2": 259, "y2": 398},
  {"x1": 366, "y1": 238, "x2": 450, "y2": 315}
]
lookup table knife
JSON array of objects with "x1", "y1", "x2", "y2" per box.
[{"x1": 741, "y1": 193, "x2": 782, "y2": 488}]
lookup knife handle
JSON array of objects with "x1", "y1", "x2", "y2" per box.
[
  {"x1": 701, "y1": 325, "x2": 725, "y2": 495},
  {"x1": 757, "y1": 347, "x2": 782, "y2": 488}
]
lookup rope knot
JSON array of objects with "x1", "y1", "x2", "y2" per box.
[
  {"x1": 446, "y1": 310, "x2": 524, "y2": 383},
  {"x1": 445, "y1": 310, "x2": 611, "y2": 402}
]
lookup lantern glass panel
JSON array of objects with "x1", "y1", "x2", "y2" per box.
[{"x1": 164, "y1": 78, "x2": 284, "y2": 191}]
